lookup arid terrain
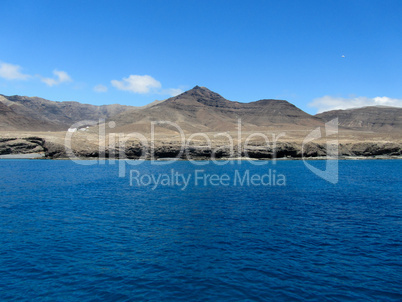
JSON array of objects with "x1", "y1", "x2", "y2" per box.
[{"x1": 1, "y1": 86, "x2": 401, "y2": 159}]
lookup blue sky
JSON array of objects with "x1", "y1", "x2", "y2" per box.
[{"x1": 0, "y1": 0, "x2": 401, "y2": 114}]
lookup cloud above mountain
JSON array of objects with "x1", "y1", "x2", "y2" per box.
[
  {"x1": 0, "y1": 62, "x2": 30, "y2": 80},
  {"x1": 94, "y1": 84, "x2": 108, "y2": 93},
  {"x1": 111, "y1": 75, "x2": 161, "y2": 94},
  {"x1": 309, "y1": 95, "x2": 402, "y2": 113},
  {"x1": 161, "y1": 88, "x2": 183, "y2": 96},
  {"x1": 0, "y1": 60, "x2": 183, "y2": 99},
  {"x1": 0, "y1": 61, "x2": 73, "y2": 87},
  {"x1": 111, "y1": 74, "x2": 183, "y2": 96},
  {"x1": 41, "y1": 70, "x2": 72, "y2": 86}
]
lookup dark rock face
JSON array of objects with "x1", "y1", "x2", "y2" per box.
[
  {"x1": 345, "y1": 142, "x2": 401, "y2": 156},
  {"x1": 42, "y1": 141, "x2": 67, "y2": 158},
  {"x1": 64, "y1": 141, "x2": 402, "y2": 160},
  {"x1": 0, "y1": 137, "x2": 68, "y2": 158},
  {"x1": 316, "y1": 106, "x2": 402, "y2": 132},
  {"x1": 0, "y1": 137, "x2": 45, "y2": 155},
  {"x1": 1, "y1": 136, "x2": 400, "y2": 159}
]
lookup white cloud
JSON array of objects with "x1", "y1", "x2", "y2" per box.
[
  {"x1": 111, "y1": 75, "x2": 161, "y2": 94},
  {"x1": 0, "y1": 62, "x2": 30, "y2": 80},
  {"x1": 41, "y1": 70, "x2": 72, "y2": 86},
  {"x1": 309, "y1": 95, "x2": 402, "y2": 113},
  {"x1": 162, "y1": 88, "x2": 183, "y2": 96},
  {"x1": 111, "y1": 74, "x2": 183, "y2": 97},
  {"x1": 94, "y1": 84, "x2": 108, "y2": 93}
]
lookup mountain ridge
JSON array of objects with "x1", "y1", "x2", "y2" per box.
[
  {"x1": 0, "y1": 87, "x2": 401, "y2": 133},
  {"x1": 316, "y1": 106, "x2": 402, "y2": 132},
  {"x1": 107, "y1": 86, "x2": 324, "y2": 133},
  {"x1": 0, "y1": 94, "x2": 134, "y2": 131}
]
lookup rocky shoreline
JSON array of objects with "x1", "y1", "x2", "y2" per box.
[{"x1": 1, "y1": 137, "x2": 401, "y2": 160}]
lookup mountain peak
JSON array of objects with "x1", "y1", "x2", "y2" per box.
[
  {"x1": 192, "y1": 85, "x2": 205, "y2": 89},
  {"x1": 164, "y1": 85, "x2": 232, "y2": 108},
  {"x1": 189, "y1": 85, "x2": 212, "y2": 93}
]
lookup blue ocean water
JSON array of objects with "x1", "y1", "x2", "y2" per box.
[{"x1": 0, "y1": 159, "x2": 401, "y2": 301}]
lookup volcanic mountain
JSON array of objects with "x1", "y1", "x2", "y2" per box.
[
  {"x1": 1, "y1": 87, "x2": 401, "y2": 134},
  {"x1": 316, "y1": 106, "x2": 402, "y2": 132},
  {"x1": 0, "y1": 94, "x2": 132, "y2": 131},
  {"x1": 0, "y1": 100, "x2": 58, "y2": 131},
  {"x1": 109, "y1": 86, "x2": 324, "y2": 133}
]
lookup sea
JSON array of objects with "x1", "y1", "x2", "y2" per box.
[{"x1": 0, "y1": 159, "x2": 401, "y2": 301}]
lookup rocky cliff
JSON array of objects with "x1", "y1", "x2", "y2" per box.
[{"x1": 1, "y1": 136, "x2": 400, "y2": 160}]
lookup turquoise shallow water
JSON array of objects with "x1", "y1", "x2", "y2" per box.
[{"x1": 0, "y1": 160, "x2": 401, "y2": 301}]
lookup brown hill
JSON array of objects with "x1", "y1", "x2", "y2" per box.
[
  {"x1": 0, "y1": 97, "x2": 61, "y2": 131},
  {"x1": 316, "y1": 106, "x2": 402, "y2": 132},
  {"x1": 0, "y1": 94, "x2": 133, "y2": 131},
  {"x1": 3, "y1": 88, "x2": 399, "y2": 135},
  {"x1": 109, "y1": 86, "x2": 324, "y2": 133}
]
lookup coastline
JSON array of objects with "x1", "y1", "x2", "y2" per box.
[
  {"x1": 1, "y1": 134, "x2": 401, "y2": 161},
  {"x1": 1, "y1": 154, "x2": 401, "y2": 161}
]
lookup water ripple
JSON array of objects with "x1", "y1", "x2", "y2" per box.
[{"x1": 0, "y1": 160, "x2": 401, "y2": 301}]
